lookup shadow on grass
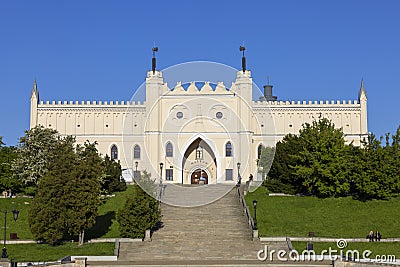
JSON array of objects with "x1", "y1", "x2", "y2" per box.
[{"x1": 86, "y1": 211, "x2": 115, "y2": 239}]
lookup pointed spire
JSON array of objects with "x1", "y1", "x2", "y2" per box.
[
  {"x1": 32, "y1": 78, "x2": 37, "y2": 91},
  {"x1": 358, "y1": 78, "x2": 367, "y2": 101},
  {"x1": 31, "y1": 78, "x2": 39, "y2": 101}
]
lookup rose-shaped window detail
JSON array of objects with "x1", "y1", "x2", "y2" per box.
[
  {"x1": 216, "y1": 112, "x2": 223, "y2": 119},
  {"x1": 176, "y1": 111, "x2": 183, "y2": 119}
]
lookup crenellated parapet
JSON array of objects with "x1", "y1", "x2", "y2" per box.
[
  {"x1": 252, "y1": 99, "x2": 362, "y2": 113},
  {"x1": 38, "y1": 100, "x2": 145, "y2": 107},
  {"x1": 37, "y1": 100, "x2": 146, "y2": 113},
  {"x1": 253, "y1": 99, "x2": 360, "y2": 107},
  {"x1": 168, "y1": 81, "x2": 231, "y2": 94}
]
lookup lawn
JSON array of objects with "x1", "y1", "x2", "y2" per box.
[
  {"x1": 245, "y1": 187, "x2": 400, "y2": 238},
  {"x1": 0, "y1": 197, "x2": 34, "y2": 240},
  {"x1": 0, "y1": 186, "x2": 134, "y2": 262},
  {"x1": 6, "y1": 242, "x2": 114, "y2": 262},
  {"x1": 292, "y1": 241, "x2": 400, "y2": 258},
  {"x1": 0, "y1": 185, "x2": 134, "y2": 241},
  {"x1": 86, "y1": 185, "x2": 134, "y2": 239}
]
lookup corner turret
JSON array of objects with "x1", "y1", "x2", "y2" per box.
[
  {"x1": 145, "y1": 47, "x2": 168, "y2": 117},
  {"x1": 358, "y1": 79, "x2": 368, "y2": 139},
  {"x1": 30, "y1": 79, "x2": 39, "y2": 128},
  {"x1": 31, "y1": 78, "x2": 39, "y2": 102},
  {"x1": 358, "y1": 79, "x2": 367, "y2": 102},
  {"x1": 232, "y1": 46, "x2": 252, "y2": 103}
]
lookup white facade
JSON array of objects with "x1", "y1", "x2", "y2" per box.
[{"x1": 30, "y1": 67, "x2": 368, "y2": 184}]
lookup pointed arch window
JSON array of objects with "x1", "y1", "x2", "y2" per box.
[
  {"x1": 133, "y1": 145, "x2": 141, "y2": 159},
  {"x1": 196, "y1": 146, "x2": 203, "y2": 160},
  {"x1": 111, "y1": 145, "x2": 118, "y2": 160},
  {"x1": 258, "y1": 144, "x2": 263, "y2": 159},
  {"x1": 166, "y1": 142, "x2": 173, "y2": 157},
  {"x1": 225, "y1": 142, "x2": 232, "y2": 157}
]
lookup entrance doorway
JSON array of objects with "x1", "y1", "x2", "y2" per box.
[{"x1": 191, "y1": 169, "x2": 208, "y2": 184}]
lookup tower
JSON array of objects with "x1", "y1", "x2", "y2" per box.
[
  {"x1": 358, "y1": 79, "x2": 368, "y2": 138},
  {"x1": 233, "y1": 46, "x2": 252, "y2": 104},
  {"x1": 30, "y1": 79, "x2": 39, "y2": 128},
  {"x1": 145, "y1": 47, "x2": 168, "y2": 110}
]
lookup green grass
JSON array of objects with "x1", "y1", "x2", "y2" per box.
[
  {"x1": 292, "y1": 242, "x2": 400, "y2": 258},
  {"x1": 86, "y1": 185, "x2": 134, "y2": 239},
  {"x1": 0, "y1": 197, "x2": 34, "y2": 240},
  {"x1": 0, "y1": 187, "x2": 132, "y2": 262},
  {"x1": 245, "y1": 187, "x2": 400, "y2": 238},
  {"x1": 6, "y1": 242, "x2": 114, "y2": 262},
  {"x1": 0, "y1": 185, "x2": 134, "y2": 240}
]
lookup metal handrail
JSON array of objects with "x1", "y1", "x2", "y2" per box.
[{"x1": 237, "y1": 187, "x2": 255, "y2": 231}]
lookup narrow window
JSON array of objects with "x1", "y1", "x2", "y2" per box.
[
  {"x1": 196, "y1": 146, "x2": 203, "y2": 159},
  {"x1": 133, "y1": 145, "x2": 141, "y2": 159},
  {"x1": 226, "y1": 169, "x2": 233, "y2": 181},
  {"x1": 166, "y1": 169, "x2": 173, "y2": 181},
  {"x1": 226, "y1": 142, "x2": 232, "y2": 157},
  {"x1": 111, "y1": 145, "x2": 118, "y2": 160},
  {"x1": 166, "y1": 142, "x2": 173, "y2": 157},
  {"x1": 258, "y1": 144, "x2": 263, "y2": 159}
]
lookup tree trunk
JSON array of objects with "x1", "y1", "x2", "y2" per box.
[{"x1": 78, "y1": 229, "x2": 85, "y2": 246}]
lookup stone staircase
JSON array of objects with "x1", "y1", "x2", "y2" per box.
[{"x1": 118, "y1": 186, "x2": 288, "y2": 263}]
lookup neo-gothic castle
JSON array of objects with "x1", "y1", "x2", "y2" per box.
[{"x1": 29, "y1": 55, "x2": 368, "y2": 184}]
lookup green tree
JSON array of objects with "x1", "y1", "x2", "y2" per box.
[
  {"x1": 29, "y1": 140, "x2": 103, "y2": 245},
  {"x1": 266, "y1": 134, "x2": 305, "y2": 194},
  {"x1": 257, "y1": 145, "x2": 275, "y2": 180},
  {"x1": 117, "y1": 172, "x2": 160, "y2": 239},
  {"x1": 355, "y1": 130, "x2": 400, "y2": 200},
  {"x1": 291, "y1": 118, "x2": 351, "y2": 197},
  {"x1": 28, "y1": 136, "x2": 76, "y2": 245},
  {"x1": 134, "y1": 170, "x2": 157, "y2": 197},
  {"x1": 102, "y1": 155, "x2": 126, "y2": 194},
  {"x1": 65, "y1": 142, "x2": 103, "y2": 245},
  {"x1": 12, "y1": 126, "x2": 65, "y2": 186},
  {"x1": 0, "y1": 143, "x2": 20, "y2": 193}
]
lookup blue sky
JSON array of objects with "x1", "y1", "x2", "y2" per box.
[{"x1": 1, "y1": 1, "x2": 399, "y2": 145}]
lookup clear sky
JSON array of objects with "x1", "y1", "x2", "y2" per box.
[{"x1": 1, "y1": 1, "x2": 399, "y2": 146}]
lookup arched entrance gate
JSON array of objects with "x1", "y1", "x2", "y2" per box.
[{"x1": 182, "y1": 137, "x2": 216, "y2": 184}]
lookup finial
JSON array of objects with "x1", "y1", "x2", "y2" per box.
[
  {"x1": 32, "y1": 78, "x2": 38, "y2": 91},
  {"x1": 358, "y1": 78, "x2": 367, "y2": 101},
  {"x1": 239, "y1": 45, "x2": 246, "y2": 72},
  {"x1": 152, "y1": 46, "x2": 158, "y2": 74},
  {"x1": 31, "y1": 77, "x2": 39, "y2": 101}
]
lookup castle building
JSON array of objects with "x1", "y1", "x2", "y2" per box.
[{"x1": 29, "y1": 53, "x2": 368, "y2": 184}]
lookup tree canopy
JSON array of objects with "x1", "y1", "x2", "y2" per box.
[
  {"x1": 263, "y1": 119, "x2": 400, "y2": 200},
  {"x1": 0, "y1": 142, "x2": 20, "y2": 192},
  {"x1": 28, "y1": 135, "x2": 77, "y2": 245},
  {"x1": 29, "y1": 140, "x2": 103, "y2": 245},
  {"x1": 117, "y1": 171, "x2": 160, "y2": 239},
  {"x1": 16, "y1": 127, "x2": 115, "y2": 245},
  {"x1": 102, "y1": 155, "x2": 126, "y2": 194},
  {"x1": 12, "y1": 126, "x2": 73, "y2": 186}
]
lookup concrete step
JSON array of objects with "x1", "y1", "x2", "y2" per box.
[{"x1": 118, "y1": 186, "x2": 288, "y2": 261}]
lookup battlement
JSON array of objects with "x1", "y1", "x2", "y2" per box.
[
  {"x1": 169, "y1": 81, "x2": 231, "y2": 94},
  {"x1": 253, "y1": 99, "x2": 360, "y2": 107},
  {"x1": 38, "y1": 100, "x2": 146, "y2": 107}
]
